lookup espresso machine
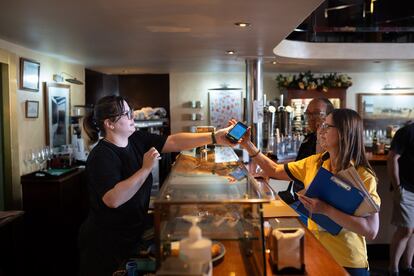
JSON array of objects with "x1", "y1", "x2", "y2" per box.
[{"x1": 262, "y1": 95, "x2": 296, "y2": 159}]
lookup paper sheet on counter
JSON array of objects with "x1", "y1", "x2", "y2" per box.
[{"x1": 263, "y1": 200, "x2": 299, "y2": 218}]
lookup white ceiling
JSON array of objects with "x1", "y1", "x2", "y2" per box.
[
  {"x1": 272, "y1": 40, "x2": 414, "y2": 72},
  {"x1": 1, "y1": 0, "x2": 413, "y2": 74},
  {"x1": 0, "y1": 0, "x2": 324, "y2": 74}
]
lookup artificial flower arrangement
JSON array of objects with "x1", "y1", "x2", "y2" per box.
[{"x1": 276, "y1": 71, "x2": 352, "y2": 92}]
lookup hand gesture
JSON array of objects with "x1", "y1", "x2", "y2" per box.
[{"x1": 142, "y1": 147, "x2": 161, "y2": 171}]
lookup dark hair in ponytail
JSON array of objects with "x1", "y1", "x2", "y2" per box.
[{"x1": 83, "y1": 95, "x2": 130, "y2": 146}]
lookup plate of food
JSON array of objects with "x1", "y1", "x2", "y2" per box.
[{"x1": 211, "y1": 241, "x2": 225, "y2": 265}]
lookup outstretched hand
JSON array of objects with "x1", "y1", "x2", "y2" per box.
[
  {"x1": 214, "y1": 120, "x2": 237, "y2": 146},
  {"x1": 238, "y1": 127, "x2": 252, "y2": 149},
  {"x1": 214, "y1": 119, "x2": 253, "y2": 148}
]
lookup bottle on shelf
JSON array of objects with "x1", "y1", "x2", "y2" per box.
[{"x1": 372, "y1": 130, "x2": 378, "y2": 154}]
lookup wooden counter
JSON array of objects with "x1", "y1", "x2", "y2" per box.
[{"x1": 366, "y1": 152, "x2": 388, "y2": 165}]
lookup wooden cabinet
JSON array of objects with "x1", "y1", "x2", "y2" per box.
[
  {"x1": 285, "y1": 88, "x2": 347, "y2": 108},
  {"x1": 21, "y1": 169, "x2": 88, "y2": 275}
]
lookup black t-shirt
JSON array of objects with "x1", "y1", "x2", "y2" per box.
[
  {"x1": 85, "y1": 131, "x2": 167, "y2": 241},
  {"x1": 390, "y1": 123, "x2": 414, "y2": 192},
  {"x1": 296, "y1": 132, "x2": 317, "y2": 161}
]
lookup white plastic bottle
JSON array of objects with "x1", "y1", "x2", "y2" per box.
[{"x1": 179, "y1": 216, "x2": 212, "y2": 276}]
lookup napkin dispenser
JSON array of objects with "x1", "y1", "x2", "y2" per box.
[{"x1": 268, "y1": 219, "x2": 305, "y2": 274}]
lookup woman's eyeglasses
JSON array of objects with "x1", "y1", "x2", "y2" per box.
[
  {"x1": 121, "y1": 110, "x2": 134, "y2": 120},
  {"x1": 320, "y1": 122, "x2": 336, "y2": 130},
  {"x1": 109, "y1": 110, "x2": 135, "y2": 121}
]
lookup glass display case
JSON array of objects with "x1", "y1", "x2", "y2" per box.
[{"x1": 154, "y1": 146, "x2": 274, "y2": 275}]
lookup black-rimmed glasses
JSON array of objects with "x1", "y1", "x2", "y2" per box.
[
  {"x1": 320, "y1": 122, "x2": 336, "y2": 130},
  {"x1": 109, "y1": 109, "x2": 134, "y2": 121}
]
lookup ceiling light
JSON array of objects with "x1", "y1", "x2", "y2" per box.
[
  {"x1": 271, "y1": 61, "x2": 277, "y2": 65},
  {"x1": 234, "y1": 22, "x2": 251, "y2": 28},
  {"x1": 226, "y1": 50, "x2": 236, "y2": 55}
]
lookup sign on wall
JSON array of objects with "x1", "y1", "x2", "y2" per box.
[{"x1": 208, "y1": 88, "x2": 243, "y2": 129}]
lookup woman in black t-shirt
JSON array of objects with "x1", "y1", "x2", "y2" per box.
[{"x1": 79, "y1": 95, "x2": 233, "y2": 276}]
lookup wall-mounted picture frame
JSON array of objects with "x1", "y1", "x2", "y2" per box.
[
  {"x1": 44, "y1": 82, "x2": 71, "y2": 147},
  {"x1": 20, "y1": 57, "x2": 40, "y2": 91},
  {"x1": 208, "y1": 88, "x2": 243, "y2": 129},
  {"x1": 357, "y1": 93, "x2": 414, "y2": 129},
  {"x1": 25, "y1": 100, "x2": 39, "y2": 118}
]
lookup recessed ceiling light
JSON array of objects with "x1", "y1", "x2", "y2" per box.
[
  {"x1": 271, "y1": 61, "x2": 277, "y2": 65},
  {"x1": 234, "y1": 22, "x2": 251, "y2": 28},
  {"x1": 226, "y1": 50, "x2": 236, "y2": 55}
]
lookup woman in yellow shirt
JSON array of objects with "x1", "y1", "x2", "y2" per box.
[{"x1": 240, "y1": 108, "x2": 380, "y2": 276}]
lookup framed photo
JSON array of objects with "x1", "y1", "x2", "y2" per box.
[
  {"x1": 357, "y1": 93, "x2": 414, "y2": 129},
  {"x1": 208, "y1": 88, "x2": 243, "y2": 129},
  {"x1": 25, "y1": 100, "x2": 39, "y2": 118},
  {"x1": 44, "y1": 82, "x2": 71, "y2": 147},
  {"x1": 19, "y1": 58, "x2": 40, "y2": 91}
]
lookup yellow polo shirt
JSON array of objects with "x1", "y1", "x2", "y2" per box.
[{"x1": 285, "y1": 152, "x2": 381, "y2": 268}]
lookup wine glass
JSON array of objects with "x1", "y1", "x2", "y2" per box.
[
  {"x1": 30, "y1": 150, "x2": 38, "y2": 171},
  {"x1": 24, "y1": 149, "x2": 35, "y2": 173},
  {"x1": 44, "y1": 146, "x2": 52, "y2": 170}
]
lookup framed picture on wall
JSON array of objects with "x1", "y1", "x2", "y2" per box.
[
  {"x1": 357, "y1": 93, "x2": 414, "y2": 129},
  {"x1": 44, "y1": 82, "x2": 71, "y2": 147},
  {"x1": 19, "y1": 58, "x2": 40, "y2": 91},
  {"x1": 208, "y1": 88, "x2": 243, "y2": 129},
  {"x1": 25, "y1": 100, "x2": 39, "y2": 118}
]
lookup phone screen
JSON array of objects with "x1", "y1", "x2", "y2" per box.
[{"x1": 227, "y1": 122, "x2": 248, "y2": 141}]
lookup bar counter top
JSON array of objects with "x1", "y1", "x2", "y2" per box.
[{"x1": 365, "y1": 152, "x2": 388, "y2": 165}]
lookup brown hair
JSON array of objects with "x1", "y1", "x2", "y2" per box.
[
  {"x1": 330, "y1": 109, "x2": 376, "y2": 176},
  {"x1": 83, "y1": 95, "x2": 130, "y2": 146}
]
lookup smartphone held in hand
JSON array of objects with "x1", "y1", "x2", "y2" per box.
[{"x1": 225, "y1": 122, "x2": 248, "y2": 143}]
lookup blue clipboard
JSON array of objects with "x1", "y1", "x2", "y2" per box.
[{"x1": 291, "y1": 167, "x2": 364, "y2": 235}]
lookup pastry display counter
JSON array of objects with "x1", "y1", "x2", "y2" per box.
[{"x1": 154, "y1": 146, "x2": 273, "y2": 275}]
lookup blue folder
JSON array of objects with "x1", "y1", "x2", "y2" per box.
[{"x1": 289, "y1": 167, "x2": 364, "y2": 235}]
